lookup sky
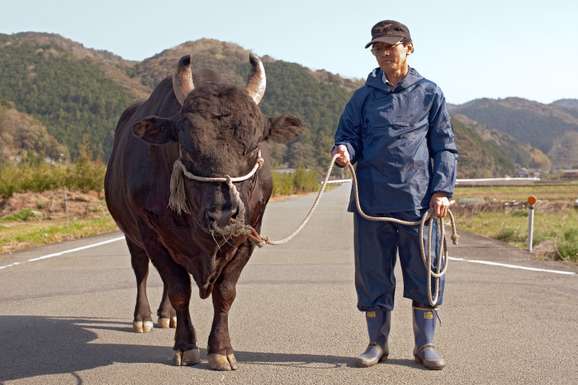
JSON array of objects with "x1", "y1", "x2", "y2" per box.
[{"x1": 1, "y1": 0, "x2": 577, "y2": 104}]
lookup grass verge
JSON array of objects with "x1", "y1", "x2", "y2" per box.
[
  {"x1": 0, "y1": 214, "x2": 117, "y2": 255},
  {"x1": 458, "y1": 209, "x2": 578, "y2": 262},
  {"x1": 0, "y1": 168, "x2": 324, "y2": 255}
]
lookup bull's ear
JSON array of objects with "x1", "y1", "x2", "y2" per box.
[
  {"x1": 264, "y1": 115, "x2": 305, "y2": 143},
  {"x1": 133, "y1": 116, "x2": 178, "y2": 144}
]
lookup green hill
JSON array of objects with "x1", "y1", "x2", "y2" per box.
[
  {"x1": 0, "y1": 100, "x2": 67, "y2": 163},
  {"x1": 0, "y1": 32, "x2": 145, "y2": 160},
  {"x1": 449, "y1": 97, "x2": 578, "y2": 167},
  {"x1": 0, "y1": 33, "x2": 557, "y2": 176},
  {"x1": 551, "y1": 99, "x2": 578, "y2": 120}
]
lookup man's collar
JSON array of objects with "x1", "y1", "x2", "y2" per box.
[{"x1": 376, "y1": 67, "x2": 422, "y2": 89}]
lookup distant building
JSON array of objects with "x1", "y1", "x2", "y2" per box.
[
  {"x1": 516, "y1": 168, "x2": 542, "y2": 178},
  {"x1": 560, "y1": 169, "x2": 578, "y2": 180}
]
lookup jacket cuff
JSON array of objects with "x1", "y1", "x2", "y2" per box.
[{"x1": 432, "y1": 190, "x2": 453, "y2": 199}]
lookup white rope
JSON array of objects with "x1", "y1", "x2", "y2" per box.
[
  {"x1": 175, "y1": 150, "x2": 264, "y2": 183},
  {"x1": 168, "y1": 150, "x2": 264, "y2": 215}
]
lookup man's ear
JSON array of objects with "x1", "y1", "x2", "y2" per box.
[
  {"x1": 263, "y1": 115, "x2": 305, "y2": 143},
  {"x1": 405, "y1": 42, "x2": 414, "y2": 55},
  {"x1": 133, "y1": 116, "x2": 178, "y2": 144}
]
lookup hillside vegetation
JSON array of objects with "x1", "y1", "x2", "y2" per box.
[
  {"x1": 0, "y1": 100, "x2": 67, "y2": 163},
  {"x1": 1, "y1": 32, "x2": 572, "y2": 175},
  {"x1": 450, "y1": 97, "x2": 578, "y2": 168},
  {"x1": 0, "y1": 33, "x2": 140, "y2": 160}
]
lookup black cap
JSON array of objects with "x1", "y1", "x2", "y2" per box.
[{"x1": 365, "y1": 20, "x2": 412, "y2": 48}]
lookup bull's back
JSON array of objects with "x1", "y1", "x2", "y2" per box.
[
  {"x1": 105, "y1": 79, "x2": 180, "y2": 244},
  {"x1": 104, "y1": 101, "x2": 144, "y2": 239}
]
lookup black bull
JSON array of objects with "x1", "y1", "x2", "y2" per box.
[{"x1": 104, "y1": 54, "x2": 304, "y2": 370}]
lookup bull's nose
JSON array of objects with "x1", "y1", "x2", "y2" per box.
[{"x1": 205, "y1": 207, "x2": 239, "y2": 229}]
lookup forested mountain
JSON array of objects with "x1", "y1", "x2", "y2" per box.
[
  {"x1": 452, "y1": 114, "x2": 551, "y2": 176},
  {"x1": 449, "y1": 98, "x2": 578, "y2": 168},
  {"x1": 0, "y1": 33, "x2": 147, "y2": 160},
  {"x1": 0, "y1": 32, "x2": 567, "y2": 175},
  {"x1": 0, "y1": 100, "x2": 66, "y2": 163},
  {"x1": 551, "y1": 99, "x2": 578, "y2": 119}
]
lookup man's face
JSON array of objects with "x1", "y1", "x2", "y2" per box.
[{"x1": 371, "y1": 41, "x2": 412, "y2": 72}]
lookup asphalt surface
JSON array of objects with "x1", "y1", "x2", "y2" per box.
[{"x1": 1, "y1": 184, "x2": 577, "y2": 385}]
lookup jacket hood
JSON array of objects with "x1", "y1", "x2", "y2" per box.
[{"x1": 365, "y1": 67, "x2": 423, "y2": 91}]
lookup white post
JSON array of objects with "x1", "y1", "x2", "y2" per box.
[
  {"x1": 527, "y1": 195, "x2": 537, "y2": 253},
  {"x1": 527, "y1": 205, "x2": 534, "y2": 252}
]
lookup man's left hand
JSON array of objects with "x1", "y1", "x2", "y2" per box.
[{"x1": 429, "y1": 192, "x2": 450, "y2": 218}]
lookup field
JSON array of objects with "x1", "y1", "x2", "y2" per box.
[{"x1": 454, "y1": 183, "x2": 578, "y2": 261}]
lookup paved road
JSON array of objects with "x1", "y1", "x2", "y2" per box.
[{"x1": 1, "y1": 185, "x2": 577, "y2": 385}]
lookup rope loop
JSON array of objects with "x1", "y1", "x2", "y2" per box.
[{"x1": 248, "y1": 154, "x2": 459, "y2": 307}]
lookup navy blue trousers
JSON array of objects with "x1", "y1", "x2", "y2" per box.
[{"x1": 353, "y1": 210, "x2": 445, "y2": 311}]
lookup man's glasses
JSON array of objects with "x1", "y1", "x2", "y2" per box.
[{"x1": 371, "y1": 41, "x2": 403, "y2": 56}]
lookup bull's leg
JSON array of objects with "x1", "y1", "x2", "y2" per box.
[
  {"x1": 157, "y1": 279, "x2": 177, "y2": 329},
  {"x1": 126, "y1": 239, "x2": 154, "y2": 333},
  {"x1": 208, "y1": 242, "x2": 253, "y2": 371},
  {"x1": 138, "y1": 227, "x2": 200, "y2": 366}
]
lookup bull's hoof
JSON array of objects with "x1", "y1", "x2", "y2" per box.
[
  {"x1": 174, "y1": 348, "x2": 201, "y2": 366},
  {"x1": 158, "y1": 316, "x2": 177, "y2": 329},
  {"x1": 208, "y1": 353, "x2": 238, "y2": 371},
  {"x1": 158, "y1": 317, "x2": 170, "y2": 329},
  {"x1": 227, "y1": 353, "x2": 238, "y2": 370},
  {"x1": 133, "y1": 320, "x2": 154, "y2": 333}
]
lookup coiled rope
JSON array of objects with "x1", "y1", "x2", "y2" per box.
[{"x1": 249, "y1": 154, "x2": 459, "y2": 307}]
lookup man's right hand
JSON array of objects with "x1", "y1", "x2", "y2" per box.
[{"x1": 332, "y1": 144, "x2": 350, "y2": 167}]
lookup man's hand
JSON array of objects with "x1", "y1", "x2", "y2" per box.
[
  {"x1": 332, "y1": 144, "x2": 350, "y2": 167},
  {"x1": 429, "y1": 192, "x2": 450, "y2": 218}
]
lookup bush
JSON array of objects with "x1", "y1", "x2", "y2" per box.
[
  {"x1": 0, "y1": 208, "x2": 41, "y2": 222},
  {"x1": 556, "y1": 228, "x2": 578, "y2": 261},
  {"x1": 496, "y1": 227, "x2": 517, "y2": 242},
  {"x1": 293, "y1": 167, "x2": 319, "y2": 193},
  {"x1": 271, "y1": 168, "x2": 320, "y2": 197},
  {"x1": 0, "y1": 160, "x2": 106, "y2": 198}
]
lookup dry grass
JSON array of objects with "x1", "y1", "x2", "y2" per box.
[
  {"x1": 0, "y1": 214, "x2": 117, "y2": 254},
  {"x1": 455, "y1": 182, "x2": 578, "y2": 202},
  {"x1": 455, "y1": 182, "x2": 578, "y2": 261}
]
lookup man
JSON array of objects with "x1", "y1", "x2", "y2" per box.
[{"x1": 332, "y1": 20, "x2": 458, "y2": 370}]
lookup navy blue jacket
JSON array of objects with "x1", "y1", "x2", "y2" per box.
[{"x1": 334, "y1": 67, "x2": 458, "y2": 214}]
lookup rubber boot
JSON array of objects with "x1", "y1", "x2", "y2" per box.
[
  {"x1": 412, "y1": 306, "x2": 445, "y2": 370},
  {"x1": 357, "y1": 310, "x2": 391, "y2": 367}
]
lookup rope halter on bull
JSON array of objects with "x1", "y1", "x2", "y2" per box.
[
  {"x1": 168, "y1": 52, "x2": 267, "y2": 239},
  {"x1": 168, "y1": 150, "x2": 265, "y2": 240}
]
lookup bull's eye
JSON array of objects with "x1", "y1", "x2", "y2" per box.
[{"x1": 214, "y1": 112, "x2": 231, "y2": 119}]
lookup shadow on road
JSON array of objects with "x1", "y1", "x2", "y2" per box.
[
  {"x1": 0, "y1": 315, "x2": 172, "y2": 383},
  {"x1": 0, "y1": 315, "x2": 421, "y2": 382}
]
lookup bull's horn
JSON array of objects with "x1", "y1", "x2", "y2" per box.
[
  {"x1": 245, "y1": 53, "x2": 266, "y2": 105},
  {"x1": 172, "y1": 55, "x2": 195, "y2": 105}
]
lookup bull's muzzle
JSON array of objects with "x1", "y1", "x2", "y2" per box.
[{"x1": 205, "y1": 206, "x2": 240, "y2": 231}]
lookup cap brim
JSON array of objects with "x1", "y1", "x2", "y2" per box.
[{"x1": 364, "y1": 36, "x2": 405, "y2": 48}]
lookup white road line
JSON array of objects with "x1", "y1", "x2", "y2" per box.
[
  {"x1": 448, "y1": 257, "x2": 576, "y2": 276},
  {"x1": 0, "y1": 236, "x2": 575, "y2": 277},
  {"x1": 0, "y1": 236, "x2": 125, "y2": 271}
]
